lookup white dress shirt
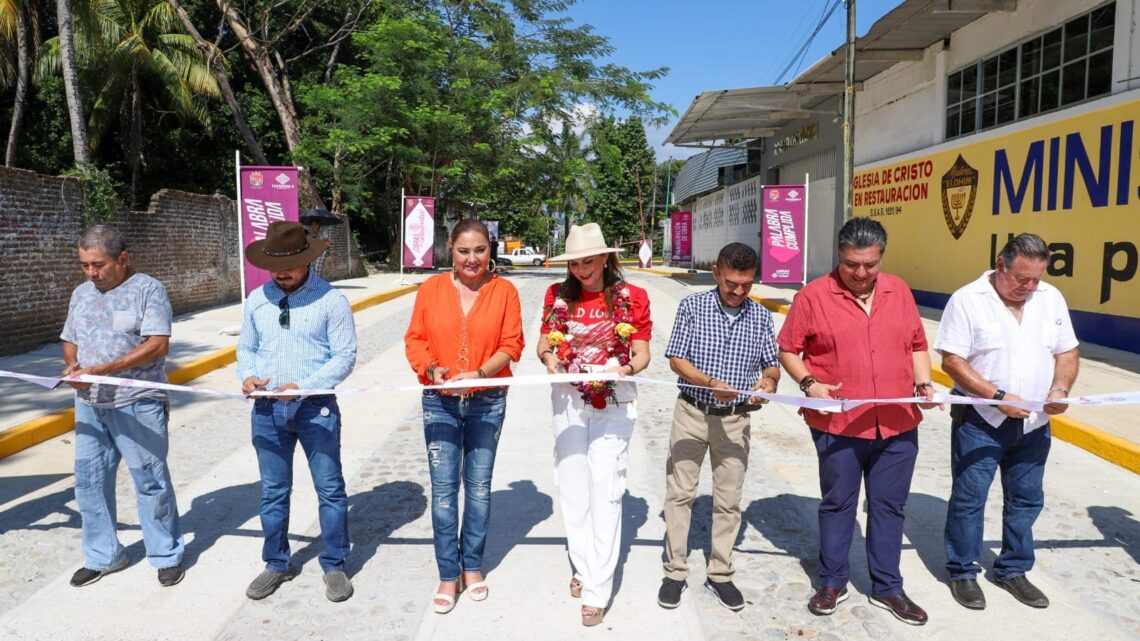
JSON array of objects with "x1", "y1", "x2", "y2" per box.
[{"x1": 935, "y1": 271, "x2": 1078, "y2": 431}]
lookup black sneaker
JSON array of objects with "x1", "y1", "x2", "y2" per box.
[
  {"x1": 158, "y1": 565, "x2": 185, "y2": 587},
  {"x1": 657, "y1": 578, "x2": 687, "y2": 609},
  {"x1": 70, "y1": 556, "x2": 128, "y2": 587},
  {"x1": 704, "y1": 579, "x2": 745, "y2": 611}
]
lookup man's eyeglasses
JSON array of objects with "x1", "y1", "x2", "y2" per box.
[{"x1": 278, "y1": 296, "x2": 290, "y2": 328}]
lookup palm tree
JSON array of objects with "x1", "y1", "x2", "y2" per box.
[
  {"x1": 38, "y1": 0, "x2": 219, "y2": 202},
  {"x1": 1, "y1": 0, "x2": 30, "y2": 166},
  {"x1": 54, "y1": 0, "x2": 90, "y2": 164}
]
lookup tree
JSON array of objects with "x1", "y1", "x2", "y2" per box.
[
  {"x1": 165, "y1": 0, "x2": 266, "y2": 164},
  {"x1": 54, "y1": 0, "x2": 89, "y2": 164},
  {"x1": 297, "y1": 0, "x2": 670, "y2": 258},
  {"x1": 37, "y1": 0, "x2": 221, "y2": 204},
  {"x1": 1, "y1": 0, "x2": 32, "y2": 165}
]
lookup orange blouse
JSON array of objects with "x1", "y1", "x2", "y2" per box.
[{"x1": 405, "y1": 272, "x2": 525, "y2": 385}]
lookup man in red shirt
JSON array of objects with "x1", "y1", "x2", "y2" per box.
[{"x1": 778, "y1": 217, "x2": 937, "y2": 626}]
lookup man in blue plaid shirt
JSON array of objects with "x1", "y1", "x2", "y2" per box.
[
  {"x1": 657, "y1": 242, "x2": 780, "y2": 612},
  {"x1": 237, "y1": 221, "x2": 358, "y2": 603}
]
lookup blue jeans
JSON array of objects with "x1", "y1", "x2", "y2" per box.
[
  {"x1": 74, "y1": 398, "x2": 184, "y2": 570},
  {"x1": 945, "y1": 406, "x2": 1051, "y2": 581},
  {"x1": 251, "y1": 397, "x2": 348, "y2": 573},
  {"x1": 812, "y1": 428, "x2": 918, "y2": 597},
  {"x1": 422, "y1": 389, "x2": 506, "y2": 581}
]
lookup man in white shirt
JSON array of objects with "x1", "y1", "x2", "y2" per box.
[{"x1": 935, "y1": 233, "x2": 1079, "y2": 612}]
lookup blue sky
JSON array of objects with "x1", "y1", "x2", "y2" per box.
[{"x1": 567, "y1": 0, "x2": 901, "y2": 160}]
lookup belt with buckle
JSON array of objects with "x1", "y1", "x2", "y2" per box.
[
  {"x1": 680, "y1": 392, "x2": 760, "y2": 416},
  {"x1": 439, "y1": 387, "x2": 503, "y2": 399}
]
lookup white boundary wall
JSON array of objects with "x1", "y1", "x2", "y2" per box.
[{"x1": 691, "y1": 175, "x2": 762, "y2": 269}]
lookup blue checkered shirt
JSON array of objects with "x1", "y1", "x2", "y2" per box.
[
  {"x1": 665, "y1": 288, "x2": 779, "y2": 406},
  {"x1": 237, "y1": 273, "x2": 357, "y2": 391}
]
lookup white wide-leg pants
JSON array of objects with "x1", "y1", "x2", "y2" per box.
[{"x1": 551, "y1": 383, "x2": 636, "y2": 608}]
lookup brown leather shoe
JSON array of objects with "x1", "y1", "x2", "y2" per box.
[
  {"x1": 808, "y1": 585, "x2": 849, "y2": 615},
  {"x1": 870, "y1": 591, "x2": 928, "y2": 626}
]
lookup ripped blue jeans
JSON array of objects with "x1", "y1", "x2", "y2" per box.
[{"x1": 422, "y1": 389, "x2": 507, "y2": 581}]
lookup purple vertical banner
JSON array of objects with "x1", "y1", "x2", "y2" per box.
[
  {"x1": 403, "y1": 196, "x2": 436, "y2": 269},
  {"x1": 670, "y1": 211, "x2": 692, "y2": 262},
  {"x1": 240, "y1": 166, "x2": 299, "y2": 296},
  {"x1": 760, "y1": 185, "x2": 806, "y2": 284}
]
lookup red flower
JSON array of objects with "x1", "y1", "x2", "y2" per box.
[{"x1": 590, "y1": 393, "x2": 608, "y2": 409}]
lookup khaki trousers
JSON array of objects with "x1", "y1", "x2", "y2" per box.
[{"x1": 663, "y1": 396, "x2": 751, "y2": 582}]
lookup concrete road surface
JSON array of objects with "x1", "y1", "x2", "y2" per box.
[{"x1": 0, "y1": 270, "x2": 1137, "y2": 641}]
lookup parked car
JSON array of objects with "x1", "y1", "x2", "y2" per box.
[{"x1": 498, "y1": 247, "x2": 547, "y2": 266}]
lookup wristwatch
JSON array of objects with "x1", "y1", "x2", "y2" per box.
[
  {"x1": 798, "y1": 375, "x2": 817, "y2": 393},
  {"x1": 992, "y1": 388, "x2": 1006, "y2": 400}
]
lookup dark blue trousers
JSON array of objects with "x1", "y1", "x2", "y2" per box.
[{"x1": 812, "y1": 428, "x2": 918, "y2": 596}]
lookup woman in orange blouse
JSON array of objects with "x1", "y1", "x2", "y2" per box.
[{"x1": 405, "y1": 218, "x2": 524, "y2": 614}]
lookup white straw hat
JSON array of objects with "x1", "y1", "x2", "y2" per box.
[{"x1": 549, "y1": 223, "x2": 623, "y2": 261}]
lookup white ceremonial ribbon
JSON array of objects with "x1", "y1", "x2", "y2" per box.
[{"x1": 2, "y1": 368, "x2": 1137, "y2": 411}]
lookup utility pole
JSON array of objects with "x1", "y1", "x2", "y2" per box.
[{"x1": 842, "y1": 0, "x2": 857, "y2": 220}]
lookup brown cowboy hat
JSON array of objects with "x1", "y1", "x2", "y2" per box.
[{"x1": 245, "y1": 221, "x2": 329, "y2": 270}]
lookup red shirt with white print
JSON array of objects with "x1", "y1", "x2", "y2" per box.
[{"x1": 542, "y1": 282, "x2": 652, "y2": 366}]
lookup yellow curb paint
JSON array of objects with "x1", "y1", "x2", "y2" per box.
[
  {"x1": 632, "y1": 267, "x2": 696, "y2": 280},
  {"x1": 0, "y1": 283, "x2": 421, "y2": 459},
  {"x1": 350, "y1": 283, "x2": 420, "y2": 313},
  {"x1": 0, "y1": 408, "x2": 76, "y2": 459}
]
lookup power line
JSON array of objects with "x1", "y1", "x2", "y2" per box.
[
  {"x1": 763, "y1": 0, "x2": 829, "y2": 82},
  {"x1": 774, "y1": 0, "x2": 843, "y2": 84}
]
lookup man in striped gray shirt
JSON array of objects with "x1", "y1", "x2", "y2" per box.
[
  {"x1": 237, "y1": 221, "x2": 358, "y2": 602},
  {"x1": 658, "y1": 242, "x2": 780, "y2": 612}
]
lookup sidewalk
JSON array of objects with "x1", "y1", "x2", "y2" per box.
[{"x1": 634, "y1": 264, "x2": 1140, "y2": 473}]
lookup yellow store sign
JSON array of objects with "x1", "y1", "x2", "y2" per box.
[{"x1": 854, "y1": 96, "x2": 1139, "y2": 350}]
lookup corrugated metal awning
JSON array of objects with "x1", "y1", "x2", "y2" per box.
[{"x1": 666, "y1": 0, "x2": 1014, "y2": 146}]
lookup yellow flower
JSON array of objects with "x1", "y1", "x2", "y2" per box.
[
  {"x1": 614, "y1": 323, "x2": 636, "y2": 338},
  {"x1": 547, "y1": 331, "x2": 566, "y2": 346}
]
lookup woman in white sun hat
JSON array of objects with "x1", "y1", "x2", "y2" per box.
[{"x1": 537, "y1": 223, "x2": 653, "y2": 626}]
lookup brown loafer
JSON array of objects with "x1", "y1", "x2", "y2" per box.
[
  {"x1": 869, "y1": 591, "x2": 928, "y2": 626},
  {"x1": 581, "y1": 605, "x2": 604, "y2": 626}
]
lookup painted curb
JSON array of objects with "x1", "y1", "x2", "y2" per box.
[
  {"x1": 0, "y1": 283, "x2": 421, "y2": 459},
  {"x1": 632, "y1": 267, "x2": 696, "y2": 280}
]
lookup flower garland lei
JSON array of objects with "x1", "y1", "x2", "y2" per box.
[{"x1": 544, "y1": 281, "x2": 637, "y2": 409}]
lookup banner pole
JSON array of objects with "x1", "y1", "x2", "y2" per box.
[
  {"x1": 395, "y1": 188, "x2": 408, "y2": 285},
  {"x1": 235, "y1": 150, "x2": 246, "y2": 301},
  {"x1": 803, "y1": 173, "x2": 810, "y2": 286}
]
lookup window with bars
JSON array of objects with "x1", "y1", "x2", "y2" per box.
[{"x1": 945, "y1": 2, "x2": 1115, "y2": 140}]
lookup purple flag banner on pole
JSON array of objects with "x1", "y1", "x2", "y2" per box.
[
  {"x1": 760, "y1": 185, "x2": 806, "y2": 284},
  {"x1": 403, "y1": 196, "x2": 435, "y2": 269},
  {"x1": 670, "y1": 211, "x2": 692, "y2": 262},
  {"x1": 239, "y1": 166, "x2": 299, "y2": 296}
]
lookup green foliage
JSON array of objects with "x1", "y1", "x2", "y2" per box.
[
  {"x1": 584, "y1": 115, "x2": 655, "y2": 244},
  {"x1": 65, "y1": 161, "x2": 123, "y2": 225},
  {"x1": 3, "y1": 0, "x2": 672, "y2": 259}
]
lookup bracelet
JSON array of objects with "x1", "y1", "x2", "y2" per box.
[
  {"x1": 624, "y1": 363, "x2": 635, "y2": 375},
  {"x1": 798, "y1": 375, "x2": 816, "y2": 393},
  {"x1": 1049, "y1": 386, "x2": 1069, "y2": 395},
  {"x1": 992, "y1": 388, "x2": 1006, "y2": 400},
  {"x1": 426, "y1": 363, "x2": 438, "y2": 380},
  {"x1": 477, "y1": 368, "x2": 487, "y2": 379}
]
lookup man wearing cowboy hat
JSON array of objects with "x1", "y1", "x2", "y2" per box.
[{"x1": 237, "y1": 221, "x2": 358, "y2": 602}]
